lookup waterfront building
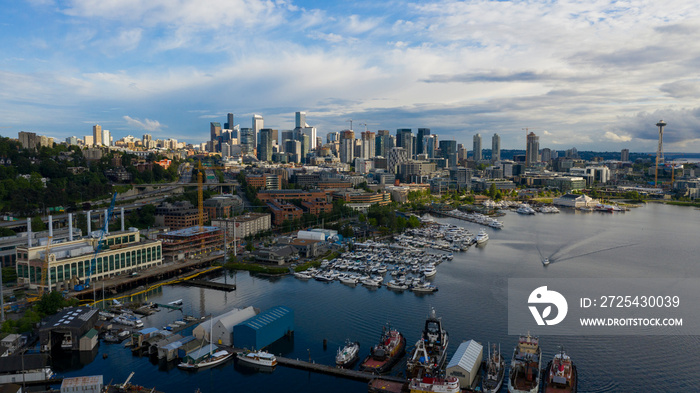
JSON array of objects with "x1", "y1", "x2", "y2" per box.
[
  {"x1": 16, "y1": 229, "x2": 163, "y2": 291},
  {"x1": 212, "y1": 213, "x2": 271, "y2": 241},
  {"x1": 193, "y1": 307, "x2": 258, "y2": 346},
  {"x1": 233, "y1": 306, "x2": 294, "y2": 350},
  {"x1": 39, "y1": 307, "x2": 99, "y2": 352},
  {"x1": 473, "y1": 133, "x2": 482, "y2": 161},
  {"x1": 553, "y1": 193, "x2": 598, "y2": 208},
  {"x1": 547, "y1": 176, "x2": 586, "y2": 192},
  {"x1": 159, "y1": 226, "x2": 223, "y2": 261},
  {"x1": 0, "y1": 227, "x2": 81, "y2": 268},
  {"x1": 492, "y1": 133, "x2": 501, "y2": 162},
  {"x1": 331, "y1": 190, "x2": 391, "y2": 205},
  {"x1": 446, "y1": 340, "x2": 483, "y2": 389}
]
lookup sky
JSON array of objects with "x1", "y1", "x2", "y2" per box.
[{"x1": 2, "y1": 0, "x2": 700, "y2": 152}]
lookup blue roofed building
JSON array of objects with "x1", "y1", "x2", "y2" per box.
[{"x1": 233, "y1": 306, "x2": 294, "y2": 350}]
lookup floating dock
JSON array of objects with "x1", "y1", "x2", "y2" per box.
[{"x1": 179, "y1": 279, "x2": 236, "y2": 292}]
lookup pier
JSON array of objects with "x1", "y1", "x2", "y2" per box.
[
  {"x1": 274, "y1": 356, "x2": 407, "y2": 383},
  {"x1": 179, "y1": 279, "x2": 236, "y2": 292}
]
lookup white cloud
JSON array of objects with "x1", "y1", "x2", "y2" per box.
[
  {"x1": 603, "y1": 131, "x2": 632, "y2": 142},
  {"x1": 123, "y1": 115, "x2": 165, "y2": 131}
]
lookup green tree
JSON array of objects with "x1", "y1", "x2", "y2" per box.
[{"x1": 31, "y1": 215, "x2": 47, "y2": 231}]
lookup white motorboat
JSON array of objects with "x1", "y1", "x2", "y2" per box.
[
  {"x1": 237, "y1": 350, "x2": 277, "y2": 367},
  {"x1": 542, "y1": 258, "x2": 550, "y2": 266},
  {"x1": 335, "y1": 340, "x2": 360, "y2": 367},
  {"x1": 476, "y1": 229, "x2": 489, "y2": 244},
  {"x1": 422, "y1": 264, "x2": 437, "y2": 277}
]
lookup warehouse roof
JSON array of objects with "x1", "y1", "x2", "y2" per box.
[
  {"x1": 447, "y1": 340, "x2": 483, "y2": 371},
  {"x1": 236, "y1": 306, "x2": 292, "y2": 331}
]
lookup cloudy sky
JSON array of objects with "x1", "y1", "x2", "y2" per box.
[{"x1": 2, "y1": 0, "x2": 700, "y2": 152}]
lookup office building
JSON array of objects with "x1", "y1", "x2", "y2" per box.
[
  {"x1": 473, "y1": 134, "x2": 482, "y2": 161},
  {"x1": 252, "y1": 115, "x2": 263, "y2": 149},
  {"x1": 492, "y1": 133, "x2": 500, "y2": 162},
  {"x1": 439, "y1": 140, "x2": 457, "y2": 168},
  {"x1": 258, "y1": 129, "x2": 274, "y2": 161},
  {"x1": 340, "y1": 130, "x2": 355, "y2": 164},
  {"x1": 541, "y1": 147, "x2": 552, "y2": 163},
  {"x1": 102, "y1": 129, "x2": 111, "y2": 147},
  {"x1": 387, "y1": 147, "x2": 409, "y2": 174},
  {"x1": 92, "y1": 125, "x2": 103, "y2": 146},
  {"x1": 361, "y1": 131, "x2": 376, "y2": 159},
  {"x1": 424, "y1": 135, "x2": 437, "y2": 158},
  {"x1": 526, "y1": 132, "x2": 539, "y2": 167},
  {"x1": 295, "y1": 112, "x2": 308, "y2": 128},
  {"x1": 226, "y1": 113, "x2": 234, "y2": 130},
  {"x1": 240, "y1": 128, "x2": 255, "y2": 154},
  {"x1": 396, "y1": 129, "x2": 414, "y2": 158},
  {"x1": 210, "y1": 122, "x2": 221, "y2": 142},
  {"x1": 285, "y1": 140, "x2": 302, "y2": 163},
  {"x1": 417, "y1": 128, "x2": 430, "y2": 155}
]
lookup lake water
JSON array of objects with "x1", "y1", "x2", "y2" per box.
[{"x1": 57, "y1": 203, "x2": 700, "y2": 392}]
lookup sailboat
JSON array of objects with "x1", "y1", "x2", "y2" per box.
[{"x1": 178, "y1": 316, "x2": 233, "y2": 370}]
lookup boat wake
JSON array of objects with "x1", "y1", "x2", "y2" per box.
[{"x1": 550, "y1": 242, "x2": 639, "y2": 264}]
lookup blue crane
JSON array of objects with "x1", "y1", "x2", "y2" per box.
[{"x1": 74, "y1": 192, "x2": 117, "y2": 291}]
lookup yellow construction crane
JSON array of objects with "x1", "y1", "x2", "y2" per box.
[{"x1": 196, "y1": 160, "x2": 229, "y2": 253}]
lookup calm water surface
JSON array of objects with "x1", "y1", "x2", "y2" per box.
[{"x1": 58, "y1": 203, "x2": 700, "y2": 392}]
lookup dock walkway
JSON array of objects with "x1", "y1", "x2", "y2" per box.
[{"x1": 275, "y1": 356, "x2": 406, "y2": 383}]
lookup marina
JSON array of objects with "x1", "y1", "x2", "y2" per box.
[{"x1": 46, "y1": 203, "x2": 700, "y2": 392}]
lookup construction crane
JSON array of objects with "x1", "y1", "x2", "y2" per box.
[
  {"x1": 74, "y1": 192, "x2": 117, "y2": 291},
  {"x1": 346, "y1": 119, "x2": 353, "y2": 130},
  {"x1": 196, "y1": 160, "x2": 229, "y2": 253}
]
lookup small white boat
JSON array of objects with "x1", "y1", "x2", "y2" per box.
[
  {"x1": 386, "y1": 280, "x2": 409, "y2": 290},
  {"x1": 293, "y1": 271, "x2": 312, "y2": 279},
  {"x1": 410, "y1": 282, "x2": 438, "y2": 293},
  {"x1": 422, "y1": 264, "x2": 437, "y2": 277},
  {"x1": 542, "y1": 258, "x2": 550, "y2": 266},
  {"x1": 168, "y1": 299, "x2": 183, "y2": 306},
  {"x1": 237, "y1": 350, "x2": 277, "y2": 367}
]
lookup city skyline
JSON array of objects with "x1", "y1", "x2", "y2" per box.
[{"x1": 2, "y1": 1, "x2": 700, "y2": 151}]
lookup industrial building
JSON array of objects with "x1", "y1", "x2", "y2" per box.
[
  {"x1": 61, "y1": 376, "x2": 103, "y2": 393},
  {"x1": 158, "y1": 226, "x2": 223, "y2": 261},
  {"x1": 0, "y1": 226, "x2": 81, "y2": 268},
  {"x1": 15, "y1": 228, "x2": 162, "y2": 291},
  {"x1": 38, "y1": 307, "x2": 99, "y2": 352},
  {"x1": 192, "y1": 307, "x2": 258, "y2": 346},
  {"x1": 160, "y1": 335, "x2": 196, "y2": 361},
  {"x1": 233, "y1": 306, "x2": 294, "y2": 350},
  {"x1": 553, "y1": 193, "x2": 598, "y2": 208},
  {"x1": 446, "y1": 340, "x2": 483, "y2": 389}
]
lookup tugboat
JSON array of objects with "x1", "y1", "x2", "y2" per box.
[
  {"x1": 408, "y1": 365, "x2": 460, "y2": 393},
  {"x1": 508, "y1": 333, "x2": 542, "y2": 393},
  {"x1": 482, "y1": 343, "x2": 505, "y2": 393},
  {"x1": 359, "y1": 324, "x2": 406, "y2": 374},
  {"x1": 335, "y1": 340, "x2": 360, "y2": 367},
  {"x1": 543, "y1": 347, "x2": 577, "y2": 393},
  {"x1": 406, "y1": 308, "x2": 449, "y2": 378}
]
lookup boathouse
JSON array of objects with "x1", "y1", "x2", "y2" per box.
[
  {"x1": 193, "y1": 306, "x2": 258, "y2": 346},
  {"x1": 446, "y1": 340, "x2": 483, "y2": 389},
  {"x1": 233, "y1": 306, "x2": 294, "y2": 350},
  {"x1": 38, "y1": 307, "x2": 99, "y2": 352}
]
